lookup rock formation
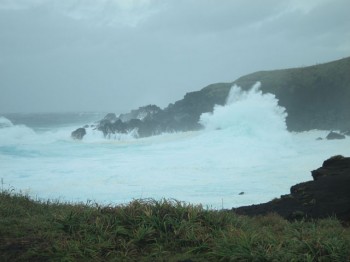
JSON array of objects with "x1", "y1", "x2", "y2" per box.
[
  {"x1": 71, "y1": 127, "x2": 86, "y2": 140},
  {"x1": 72, "y1": 56, "x2": 350, "y2": 140},
  {"x1": 326, "y1": 131, "x2": 346, "y2": 140},
  {"x1": 90, "y1": 84, "x2": 231, "y2": 139},
  {"x1": 233, "y1": 155, "x2": 350, "y2": 223}
]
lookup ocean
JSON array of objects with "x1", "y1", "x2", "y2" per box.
[{"x1": 1, "y1": 85, "x2": 349, "y2": 209}]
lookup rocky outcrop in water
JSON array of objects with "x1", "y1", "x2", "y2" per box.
[
  {"x1": 96, "y1": 105, "x2": 164, "y2": 138},
  {"x1": 233, "y1": 155, "x2": 350, "y2": 223},
  {"x1": 118, "y1": 105, "x2": 162, "y2": 123},
  {"x1": 326, "y1": 131, "x2": 346, "y2": 140},
  {"x1": 71, "y1": 127, "x2": 86, "y2": 140},
  {"x1": 92, "y1": 84, "x2": 231, "y2": 138}
]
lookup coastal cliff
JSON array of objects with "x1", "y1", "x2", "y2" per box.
[
  {"x1": 72, "y1": 57, "x2": 350, "y2": 139},
  {"x1": 202, "y1": 56, "x2": 350, "y2": 131}
]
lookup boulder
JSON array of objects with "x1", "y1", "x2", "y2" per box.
[
  {"x1": 233, "y1": 156, "x2": 350, "y2": 223},
  {"x1": 312, "y1": 155, "x2": 350, "y2": 180},
  {"x1": 71, "y1": 128, "x2": 86, "y2": 140},
  {"x1": 98, "y1": 119, "x2": 126, "y2": 137},
  {"x1": 103, "y1": 113, "x2": 118, "y2": 122},
  {"x1": 326, "y1": 131, "x2": 346, "y2": 140}
]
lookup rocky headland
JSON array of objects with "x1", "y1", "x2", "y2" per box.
[
  {"x1": 233, "y1": 155, "x2": 350, "y2": 224},
  {"x1": 72, "y1": 83, "x2": 231, "y2": 139},
  {"x1": 72, "y1": 56, "x2": 350, "y2": 140}
]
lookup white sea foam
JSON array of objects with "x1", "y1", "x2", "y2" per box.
[
  {"x1": 0, "y1": 116, "x2": 37, "y2": 145},
  {"x1": 1, "y1": 84, "x2": 350, "y2": 208},
  {"x1": 83, "y1": 126, "x2": 139, "y2": 143}
]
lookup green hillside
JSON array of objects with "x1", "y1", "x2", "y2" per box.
[
  {"x1": 78, "y1": 57, "x2": 350, "y2": 139},
  {"x1": 203, "y1": 56, "x2": 350, "y2": 131}
]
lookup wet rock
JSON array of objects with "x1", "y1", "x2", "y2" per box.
[
  {"x1": 71, "y1": 128, "x2": 86, "y2": 140},
  {"x1": 103, "y1": 113, "x2": 118, "y2": 122},
  {"x1": 233, "y1": 156, "x2": 350, "y2": 223},
  {"x1": 119, "y1": 105, "x2": 162, "y2": 122},
  {"x1": 312, "y1": 155, "x2": 350, "y2": 180},
  {"x1": 98, "y1": 119, "x2": 126, "y2": 137},
  {"x1": 326, "y1": 131, "x2": 346, "y2": 140}
]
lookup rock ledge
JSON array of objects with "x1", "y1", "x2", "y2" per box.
[{"x1": 233, "y1": 156, "x2": 350, "y2": 223}]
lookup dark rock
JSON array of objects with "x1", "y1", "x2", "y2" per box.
[
  {"x1": 326, "y1": 131, "x2": 346, "y2": 140},
  {"x1": 103, "y1": 113, "x2": 118, "y2": 122},
  {"x1": 98, "y1": 119, "x2": 127, "y2": 137},
  {"x1": 233, "y1": 156, "x2": 350, "y2": 223},
  {"x1": 316, "y1": 137, "x2": 323, "y2": 141},
  {"x1": 119, "y1": 105, "x2": 162, "y2": 122},
  {"x1": 323, "y1": 154, "x2": 346, "y2": 166},
  {"x1": 71, "y1": 128, "x2": 86, "y2": 140},
  {"x1": 126, "y1": 119, "x2": 142, "y2": 133},
  {"x1": 89, "y1": 84, "x2": 229, "y2": 139},
  {"x1": 281, "y1": 194, "x2": 293, "y2": 200},
  {"x1": 239, "y1": 192, "x2": 245, "y2": 195},
  {"x1": 290, "y1": 210, "x2": 305, "y2": 220},
  {"x1": 311, "y1": 155, "x2": 350, "y2": 180}
]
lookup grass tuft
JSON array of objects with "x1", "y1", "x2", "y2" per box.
[{"x1": 1, "y1": 191, "x2": 350, "y2": 261}]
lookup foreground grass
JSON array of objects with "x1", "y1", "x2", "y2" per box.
[{"x1": 1, "y1": 191, "x2": 350, "y2": 261}]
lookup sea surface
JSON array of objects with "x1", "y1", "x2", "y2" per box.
[{"x1": 1, "y1": 85, "x2": 350, "y2": 209}]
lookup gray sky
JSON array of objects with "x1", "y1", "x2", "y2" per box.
[{"x1": 1, "y1": 0, "x2": 349, "y2": 113}]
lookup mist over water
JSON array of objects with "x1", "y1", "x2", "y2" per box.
[{"x1": 1, "y1": 85, "x2": 350, "y2": 209}]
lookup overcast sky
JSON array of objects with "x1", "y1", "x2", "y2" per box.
[{"x1": 1, "y1": 0, "x2": 349, "y2": 113}]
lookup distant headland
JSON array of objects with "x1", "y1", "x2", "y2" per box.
[{"x1": 72, "y1": 56, "x2": 350, "y2": 140}]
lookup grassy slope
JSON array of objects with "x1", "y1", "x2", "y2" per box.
[
  {"x1": 1, "y1": 191, "x2": 350, "y2": 261},
  {"x1": 201, "y1": 56, "x2": 350, "y2": 131}
]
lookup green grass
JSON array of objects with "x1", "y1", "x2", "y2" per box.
[{"x1": 1, "y1": 191, "x2": 350, "y2": 261}]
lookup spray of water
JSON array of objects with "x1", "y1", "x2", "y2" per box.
[
  {"x1": 201, "y1": 82, "x2": 288, "y2": 140},
  {"x1": 1, "y1": 83, "x2": 350, "y2": 208}
]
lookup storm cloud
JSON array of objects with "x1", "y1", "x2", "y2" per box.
[{"x1": 1, "y1": 0, "x2": 349, "y2": 113}]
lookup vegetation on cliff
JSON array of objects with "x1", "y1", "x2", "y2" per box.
[
  {"x1": 207, "y1": 56, "x2": 350, "y2": 131},
  {"x1": 72, "y1": 56, "x2": 350, "y2": 139}
]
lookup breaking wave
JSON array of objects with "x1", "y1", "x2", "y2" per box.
[{"x1": 1, "y1": 83, "x2": 350, "y2": 208}]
